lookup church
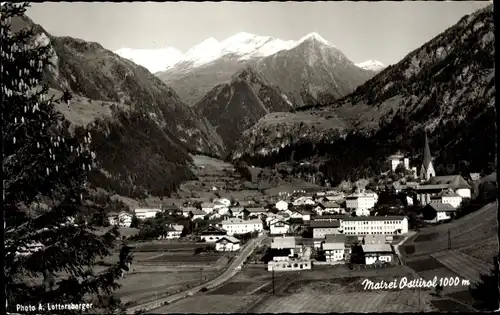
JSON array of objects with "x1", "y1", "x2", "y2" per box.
[{"x1": 414, "y1": 132, "x2": 471, "y2": 206}]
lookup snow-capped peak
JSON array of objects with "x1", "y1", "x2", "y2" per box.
[
  {"x1": 297, "y1": 32, "x2": 333, "y2": 46},
  {"x1": 115, "y1": 32, "x2": 336, "y2": 73},
  {"x1": 355, "y1": 60, "x2": 386, "y2": 72}
]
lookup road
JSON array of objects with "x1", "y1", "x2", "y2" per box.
[{"x1": 126, "y1": 232, "x2": 268, "y2": 314}]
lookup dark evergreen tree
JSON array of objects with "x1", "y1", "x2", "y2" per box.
[
  {"x1": 2, "y1": 3, "x2": 132, "y2": 313},
  {"x1": 469, "y1": 256, "x2": 500, "y2": 311}
]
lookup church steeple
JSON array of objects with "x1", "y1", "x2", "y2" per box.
[{"x1": 420, "y1": 131, "x2": 436, "y2": 180}]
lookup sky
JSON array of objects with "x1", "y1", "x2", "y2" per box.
[{"x1": 27, "y1": 1, "x2": 491, "y2": 65}]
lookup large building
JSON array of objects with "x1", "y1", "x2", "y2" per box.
[
  {"x1": 108, "y1": 211, "x2": 133, "y2": 227},
  {"x1": 341, "y1": 216, "x2": 409, "y2": 235},
  {"x1": 269, "y1": 220, "x2": 292, "y2": 235},
  {"x1": 420, "y1": 132, "x2": 436, "y2": 181},
  {"x1": 429, "y1": 190, "x2": 463, "y2": 208},
  {"x1": 198, "y1": 225, "x2": 228, "y2": 242},
  {"x1": 220, "y1": 218, "x2": 263, "y2": 235},
  {"x1": 415, "y1": 174, "x2": 471, "y2": 205},
  {"x1": 346, "y1": 193, "x2": 377, "y2": 216}
]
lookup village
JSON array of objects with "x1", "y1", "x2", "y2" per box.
[{"x1": 108, "y1": 133, "x2": 477, "y2": 273}]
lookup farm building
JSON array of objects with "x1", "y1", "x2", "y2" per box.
[
  {"x1": 134, "y1": 208, "x2": 162, "y2": 220},
  {"x1": 323, "y1": 234, "x2": 346, "y2": 262},
  {"x1": 189, "y1": 208, "x2": 206, "y2": 220},
  {"x1": 311, "y1": 220, "x2": 341, "y2": 238},
  {"x1": 220, "y1": 218, "x2": 263, "y2": 235},
  {"x1": 288, "y1": 209, "x2": 312, "y2": 221},
  {"x1": 108, "y1": 211, "x2": 133, "y2": 227},
  {"x1": 215, "y1": 236, "x2": 241, "y2": 252},
  {"x1": 341, "y1": 216, "x2": 409, "y2": 235},
  {"x1": 163, "y1": 224, "x2": 184, "y2": 239},
  {"x1": 422, "y1": 203, "x2": 458, "y2": 222},
  {"x1": 198, "y1": 225, "x2": 228, "y2": 242},
  {"x1": 275, "y1": 200, "x2": 289, "y2": 211},
  {"x1": 429, "y1": 190, "x2": 463, "y2": 208},
  {"x1": 269, "y1": 220, "x2": 292, "y2": 235},
  {"x1": 361, "y1": 243, "x2": 394, "y2": 265}
]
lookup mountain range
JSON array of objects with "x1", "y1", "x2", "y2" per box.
[
  {"x1": 193, "y1": 34, "x2": 376, "y2": 150},
  {"x1": 116, "y1": 33, "x2": 384, "y2": 105},
  {"x1": 233, "y1": 5, "x2": 495, "y2": 185}
]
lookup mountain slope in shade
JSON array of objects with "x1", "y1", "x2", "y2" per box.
[
  {"x1": 234, "y1": 5, "x2": 495, "y2": 181},
  {"x1": 194, "y1": 68, "x2": 292, "y2": 150},
  {"x1": 12, "y1": 15, "x2": 226, "y2": 198},
  {"x1": 355, "y1": 60, "x2": 386, "y2": 72}
]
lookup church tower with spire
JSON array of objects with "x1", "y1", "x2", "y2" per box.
[{"x1": 420, "y1": 132, "x2": 436, "y2": 181}]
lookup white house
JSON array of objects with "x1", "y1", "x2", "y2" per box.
[
  {"x1": 189, "y1": 208, "x2": 206, "y2": 220},
  {"x1": 417, "y1": 175, "x2": 472, "y2": 204},
  {"x1": 160, "y1": 224, "x2": 183, "y2": 239},
  {"x1": 323, "y1": 234, "x2": 346, "y2": 262},
  {"x1": 275, "y1": 200, "x2": 289, "y2": 211},
  {"x1": 423, "y1": 203, "x2": 458, "y2": 222},
  {"x1": 362, "y1": 243, "x2": 394, "y2": 265},
  {"x1": 134, "y1": 208, "x2": 162, "y2": 220},
  {"x1": 215, "y1": 236, "x2": 241, "y2": 252},
  {"x1": 220, "y1": 218, "x2": 263, "y2": 236},
  {"x1": 288, "y1": 209, "x2": 311, "y2": 221},
  {"x1": 245, "y1": 207, "x2": 266, "y2": 218},
  {"x1": 108, "y1": 212, "x2": 133, "y2": 227},
  {"x1": 341, "y1": 216, "x2": 409, "y2": 235},
  {"x1": 270, "y1": 220, "x2": 292, "y2": 235},
  {"x1": 387, "y1": 153, "x2": 410, "y2": 172},
  {"x1": 429, "y1": 190, "x2": 463, "y2": 208},
  {"x1": 231, "y1": 207, "x2": 246, "y2": 218},
  {"x1": 198, "y1": 225, "x2": 228, "y2": 242},
  {"x1": 201, "y1": 202, "x2": 215, "y2": 214},
  {"x1": 314, "y1": 202, "x2": 345, "y2": 215}
]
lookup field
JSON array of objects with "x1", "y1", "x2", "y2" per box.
[
  {"x1": 153, "y1": 264, "x2": 447, "y2": 313},
  {"x1": 401, "y1": 201, "x2": 498, "y2": 310},
  {"x1": 114, "y1": 240, "x2": 233, "y2": 306}
]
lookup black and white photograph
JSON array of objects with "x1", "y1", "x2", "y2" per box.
[{"x1": 2, "y1": 1, "x2": 498, "y2": 314}]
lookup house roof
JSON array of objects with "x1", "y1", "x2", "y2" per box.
[
  {"x1": 190, "y1": 208, "x2": 206, "y2": 215},
  {"x1": 201, "y1": 203, "x2": 215, "y2": 208},
  {"x1": 221, "y1": 218, "x2": 262, "y2": 225},
  {"x1": 135, "y1": 208, "x2": 161, "y2": 213},
  {"x1": 312, "y1": 214, "x2": 349, "y2": 221},
  {"x1": 363, "y1": 234, "x2": 386, "y2": 244},
  {"x1": 427, "y1": 175, "x2": 471, "y2": 189},
  {"x1": 435, "y1": 190, "x2": 462, "y2": 198},
  {"x1": 271, "y1": 236, "x2": 297, "y2": 249},
  {"x1": 270, "y1": 220, "x2": 290, "y2": 226},
  {"x1": 198, "y1": 225, "x2": 227, "y2": 234},
  {"x1": 415, "y1": 184, "x2": 451, "y2": 191},
  {"x1": 216, "y1": 236, "x2": 240, "y2": 244},
  {"x1": 388, "y1": 154, "x2": 404, "y2": 160},
  {"x1": 310, "y1": 221, "x2": 340, "y2": 228},
  {"x1": 426, "y1": 203, "x2": 457, "y2": 212},
  {"x1": 182, "y1": 206, "x2": 197, "y2": 212},
  {"x1": 320, "y1": 202, "x2": 341, "y2": 208},
  {"x1": 325, "y1": 234, "x2": 346, "y2": 244},
  {"x1": 362, "y1": 244, "x2": 393, "y2": 253},
  {"x1": 342, "y1": 216, "x2": 407, "y2": 222},
  {"x1": 245, "y1": 207, "x2": 266, "y2": 213}
]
